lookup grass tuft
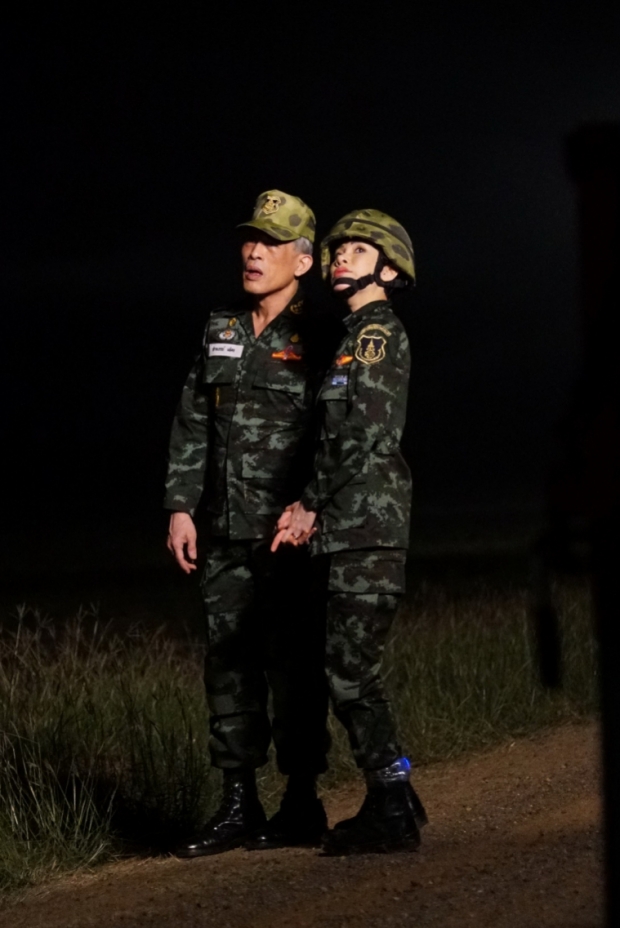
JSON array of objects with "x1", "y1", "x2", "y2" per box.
[{"x1": 0, "y1": 582, "x2": 597, "y2": 893}]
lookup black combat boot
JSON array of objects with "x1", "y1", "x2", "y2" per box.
[
  {"x1": 324, "y1": 758, "x2": 427, "y2": 856},
  {"x1": 174, "y1": 769, "x2": 266, "y2": 858},
  {"x1": 246, "y1": 773, "x2": 327, "y2": 850}
]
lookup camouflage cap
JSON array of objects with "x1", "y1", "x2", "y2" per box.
[
  {"x1": 321, "y1": 209, "x2": 415, "y2": 283},
  {"x1": 237, "y1": 189, "x2": 316, "y2": 244}
]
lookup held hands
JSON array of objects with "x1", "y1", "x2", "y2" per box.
[
  {"x1": 167, "y1": 512, "x2": 198, "y2": 574},
  {"x1": 271, "y1": 501, "x2": 317, "y2": 553}
]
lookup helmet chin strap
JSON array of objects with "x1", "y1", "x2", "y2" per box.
[
  {"x1": 331, "y1": 273, "x2": 375, "y2": 298},
  {"x1": 332, "y1": 253, "x2": 407, "y2": 299}
]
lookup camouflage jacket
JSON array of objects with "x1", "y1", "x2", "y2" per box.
[
  {"x1": 300, "y1": 300, "x2": 412, "y2": 554},
  {"x1": 164, "y1": 290, "x2": 341, "y2": 540}
]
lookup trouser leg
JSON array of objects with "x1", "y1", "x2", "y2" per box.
[
  {"x1": 202, "y1": 539, "x2": 330, "y2": 774},
  {"x1": 323, "y1": 549, "x2": 407, "y2": 770},
  {"x1": 202, "y1": 541, "x2": 270, "y2": 769},
  {"x1": 256, "y1": 544, "x2": 330, "y2": 776},
  {"x1": 326, "y1": 590, "x2": 402, "y2": 769}
]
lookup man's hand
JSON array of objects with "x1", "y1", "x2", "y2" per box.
[
  {"x1": 167, "y1": 512, "x2": 198, "y2": 574},
  {"x1": 271, "y1": 502, "x2": 317, "y2": 552}
]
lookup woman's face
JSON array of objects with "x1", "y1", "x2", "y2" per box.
[{"x1": 330, "y1": 240, "x2": 381, "y2": 292}]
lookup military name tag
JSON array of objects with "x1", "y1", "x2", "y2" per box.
[
  {"x1": 331, "y1": 373, "x2": 348, "y2": 386},
  {"x1": 208, "y1": 344, "x2": 244, "y2": 358}
]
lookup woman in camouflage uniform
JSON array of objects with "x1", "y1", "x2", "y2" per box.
[{"x1": 273, "y1": 210, "x2": 427, "y2": 855}]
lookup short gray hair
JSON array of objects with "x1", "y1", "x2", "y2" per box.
[{"x1": 294, "y1": 236, "x2": 313, "y2": 255}]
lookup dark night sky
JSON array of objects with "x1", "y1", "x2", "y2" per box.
[{"x1": 3, "y1": 4, "x2": 620, "y2": 562}]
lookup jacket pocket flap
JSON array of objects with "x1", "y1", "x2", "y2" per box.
[
  {"x1": 253, "y1": 367, "x2": 306, "y2": 394},
  {"x1": 318, "y1": 381, "x2": 348, "y2": 400},
  {"x1": 241, "y1": 449, "x2": 295, "y2": 481},
  {"x1": 202, "y1": 357, "x2": 237, "y2": 384}
]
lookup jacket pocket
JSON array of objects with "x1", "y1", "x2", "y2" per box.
[
  {"x1": 202, "y1": 354, "x2": 239, "y2": 385},
  {"x1": 251, "y1": 365, "x2": 308, "y2": 423},
  {"x1": 253, "y1": 364, "x2": 306, "y2": 393},
  {"x1": 318, "y1": 377, "x2": 349, "y2": 439},
  {"x1": 319, "y1": 457, "x2": 369, "y2": 534},
  {"x1": 241, "y1": 448, "x2": 296, "y2": 513},
  {"x1": 318, "y1": 379, "x2": 349, "y2": 401}
]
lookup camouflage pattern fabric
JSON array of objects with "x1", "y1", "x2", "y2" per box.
[
  {"x1": 202, "y1": 539, "x2": 330, "y2": 773},
  {"x1": 164, "y1": 285, "x2": 341, "y2": 773},
  {"x1": 320, "y1": 209, "x2": 415, "y2": 282},
  {"x1": 300, "y1": 299, "x2": 412, "y2": 554},
  {"x1": 237, "y1": 189, "x2": 316, "y2": 243},
  {"x1": 164, "y1": 289, "x2": 341, "y2": 539},
  {"x1": 320, "y1": 548, "x2": 407, "y2": 770}
]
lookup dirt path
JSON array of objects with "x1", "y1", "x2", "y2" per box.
[{"x1": 3, "y1": 722, "x2": 603, "y2": 928}]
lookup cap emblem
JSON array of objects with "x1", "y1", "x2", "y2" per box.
[{"x1": 262, "y1": 195, "x2": 282, "y2": 215}]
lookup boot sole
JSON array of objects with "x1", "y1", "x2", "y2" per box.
[
  {"x1": 174, "y1": 833, "x2": 253, "y2": 858},
  {"x1": 246, "y1": 833, "x2": 327, "y2": 851}
]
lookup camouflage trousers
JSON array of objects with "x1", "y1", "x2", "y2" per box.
[
  {"x1": 201, "y1": 539, "x2": 330, "y2": 774},
  {"x1": 317, "y1": 548, "x2": 407, "y2": 770}
]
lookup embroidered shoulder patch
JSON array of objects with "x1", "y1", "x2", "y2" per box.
[{"x1": 355, "y1": 324, "x2": 391, "y2": 365}]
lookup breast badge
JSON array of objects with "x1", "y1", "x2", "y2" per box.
[
  {"x1": 272, "y1": 345, "x2": 302, "y2": 361},
  {"x1": 219, "y1": 329, "x2": 235, "y2": 341}
]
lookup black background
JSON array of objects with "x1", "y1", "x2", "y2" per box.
[{"x1": 3, "y1": 4, "x2": 620, "y2": 590}]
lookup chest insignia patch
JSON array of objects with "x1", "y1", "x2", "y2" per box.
[
  {"x1": 331, "y1": 373, "x2": 348, "y2": 386},
  {"x1": 335, "y1": 354, "x2": 353, "y2": 367},
  {"x1": 272, "y1": 345, "x2": 303, "y2": 361},
  {"x1": 219, "y1": 329, "x2": 235, "y2": 341},
  {"x1": 228, "y1": 317, "x2": 237, "y2": 327},
  {"x1": 355, "y1": 324, "x2": 391, "y2": 365}
]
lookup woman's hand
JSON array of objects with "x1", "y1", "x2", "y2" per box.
[{"x1": 271, "y1": 501, "x2": 317, "y2": 552}]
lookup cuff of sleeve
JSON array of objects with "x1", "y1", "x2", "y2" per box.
[
  {"x1": 300, "y1": 484, "x2": 322, "y2": 513},
  {"x1": 163, "y1": 496, "x2": 196, "y2": 517}
]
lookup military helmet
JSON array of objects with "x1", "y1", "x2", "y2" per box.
[
  {"x1": 237, "y1": 189, "x2": 316, "y2": 244},
  {"x1": 320, "y1": 209, "x2": 415, "y2": 283}
]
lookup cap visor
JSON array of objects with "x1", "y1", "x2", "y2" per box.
[{"x1": 236, "y1": 219, "x2": 298, "y2": 241}]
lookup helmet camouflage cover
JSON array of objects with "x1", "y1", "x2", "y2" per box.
[
  {"x1": 320, "y1": 209, "x2": 415, "y2": 283},
  {"x1": 237, "y1": 189, "x2": 316, "y2": 244}
]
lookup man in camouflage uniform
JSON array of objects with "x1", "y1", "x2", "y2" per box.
[
  {"x1": 274, "y1": 210, "x2": 427, "y2": 854},
  {"x1": 165, "y1": 191, "x2": 340, "y2": 856}
]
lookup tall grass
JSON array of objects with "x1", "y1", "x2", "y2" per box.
[
  {"x1": 0, "y1": 582, "x2": 597, "y2": 893},
  {"x1": 387, "y1": 582, "x2": 597, "y2": 764}
]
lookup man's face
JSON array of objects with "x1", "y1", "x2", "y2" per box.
[
  {"x1": 330, "y1": 240, "x2": 381, "y2": 291},
  {"x1": 241, "y1": 231, "x2": 312, "y2": 296}
]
